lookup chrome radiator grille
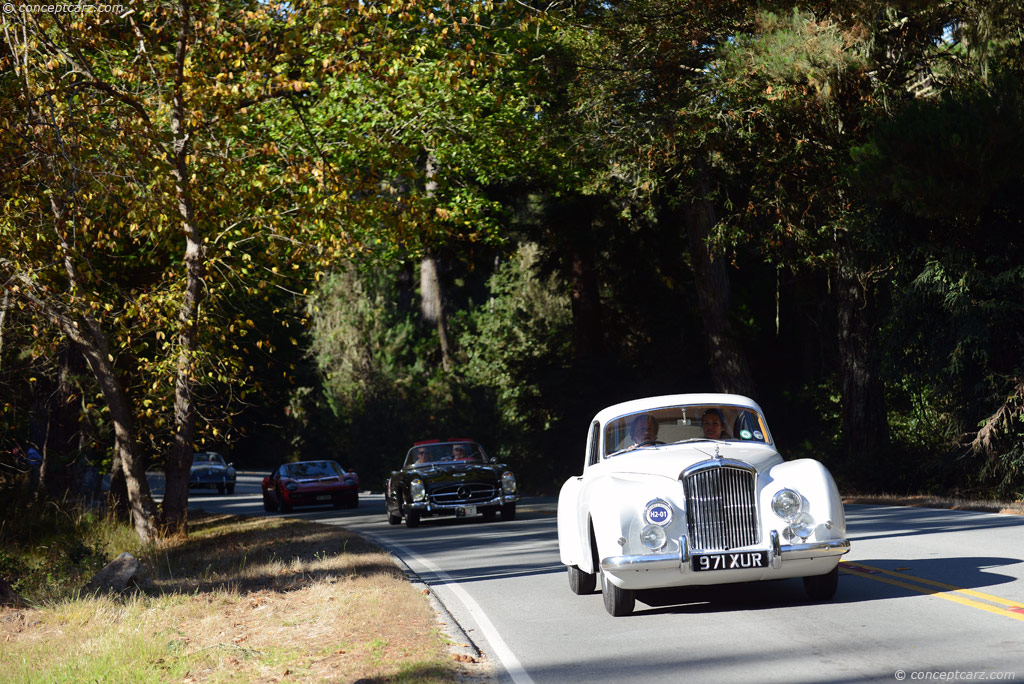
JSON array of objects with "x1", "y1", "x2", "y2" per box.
[
  {"x1": 429, "y1": 483, "x2": 498, "y2": 505},
  {"x1": 683, "y1": 466, "x2": 759, "y2": 550}
]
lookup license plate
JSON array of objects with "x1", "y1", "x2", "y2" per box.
[
  {"x1": 316, "y1": 495, "x2": 331, "y2": 502},
  {"x1": 692, "y1": 551, "x2": 768, "y2": 572},
  {"x1": 459, "y1": 505, "x2": 477, "y2": 516}
]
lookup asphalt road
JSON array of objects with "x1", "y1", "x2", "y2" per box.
[{"x1": 182, "y1": 473, "x2": 1024, "y2": 684}]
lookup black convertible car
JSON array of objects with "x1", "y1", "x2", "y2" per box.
[{"x1": 385, "y1": 439, "x2": 519, "y2": 527}]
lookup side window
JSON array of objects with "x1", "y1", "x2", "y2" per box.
[{"x1": 586, "y1": 421, "x2": 601, "y2": 467}]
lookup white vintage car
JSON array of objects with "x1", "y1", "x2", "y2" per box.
[{"x1": 557, "y1": 393, "x2": 850, "y2": 616}]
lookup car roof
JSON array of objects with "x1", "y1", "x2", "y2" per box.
[{"x1": 591, "y1": 393, "x2": 765, "y2": 424}]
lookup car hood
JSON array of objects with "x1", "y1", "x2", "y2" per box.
[
  {"x1": 603, "y1": 442, "x2": 783, "y2": 480},
  {"x1": 409, "y1": 463, "x2": 504, "y2": 483},
  {"x1": 191, "y1": 465, "x2": 227, "y2": 472}
]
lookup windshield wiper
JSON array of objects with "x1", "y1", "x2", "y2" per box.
[
  {"x1": 607, "y1": 442, "x2": 664, "y2": 457},
  {"x1": 670, "y1": 438, "x2": 728, "y2": 445}
]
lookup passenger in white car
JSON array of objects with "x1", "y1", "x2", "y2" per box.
[{"x1": 701, "y1": 408, "x2": 730, "y2": 440}]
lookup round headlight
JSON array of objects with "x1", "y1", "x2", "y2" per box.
[
  {"x1": 501, "y1": 471, "x2": 517, "y2": 494},
  {"x1": 640, "y1": 524, "x2": 668, "y2": 551},
  {"x1": 771, "y1": 489, "x2": 803, "y2": 522},
  {"x1": 285, "y1": 481, "x2": 299, "y2": 492},
  {"x1": 789, "y1": 512, "x2": 815, "y2": 540},
  {"x1": 410, "y1": 478, "x2": 426, "y2": 502}
]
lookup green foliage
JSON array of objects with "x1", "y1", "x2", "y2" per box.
[
  {"x1": 0, "y1": 497, "x2": 145, "y2": 602},
  {"x1": 459, "y1": 244, "x2": 573, "y2": 482},
  {"x1": 304, "y1": 262, "x2": 465, "y2": 484},
  {"x1": 310, "y1": 265, "x2": 427, "y2": 411}
]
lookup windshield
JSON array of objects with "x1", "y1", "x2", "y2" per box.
[
  {"x1": 405, "y1": 441, "x2": 487, "y2": 468},
  {"x1": 603, "y1": 404, "x2": 772, "y2": 456},
  {"x1": 282, "y1": 461, "x2": 343, "y2": 479},
  {"x1": 193, "y1": 452, "x2": 225, "y2": 466}
]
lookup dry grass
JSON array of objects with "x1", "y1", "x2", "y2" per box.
[
  {"x1": 843, "y1": 494, "x2": 1024, "y2": 516},
  {"x1": 0, "y1": 512, "x2": 478, "y2": 684}
]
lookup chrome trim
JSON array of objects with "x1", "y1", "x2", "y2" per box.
[
  {"x1": 779, "y1": 539, "x2": 850, "y2": 560},
  {"x1": 681, "y1": 458, "x2": 755, "y2": 479},
  {"x1": 601, "y1": 553, "x2": 681, "y2": 573},
  {"x1": 598, "y1": 537, "x2": 849, "y2": 574},
  {"x1": 683, "y1": 463, "x2": 759, "y2": 549}
]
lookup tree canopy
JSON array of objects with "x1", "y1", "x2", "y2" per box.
[{"x1": 2, "y1": 0, "x2": 1022, "y2": 541}]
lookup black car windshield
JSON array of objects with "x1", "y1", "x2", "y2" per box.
[
  {"x1": 193, "y1": 452, "x2": 225, "y2": 466},
  {"x1": 405, "y1": 441, "x2": 487, "y2": 468},
  {"x1": 604, "y1": 404, "x2": 772, "y2": 456},
  {"x1": 282, "y1": 461, "x2": 343, "y2": 479}
]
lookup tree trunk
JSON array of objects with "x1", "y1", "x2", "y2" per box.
[
  {"x1": 420, "y1": 254, "x2": 453, "y2": 370},
  {"x1": 107, "y1": 448, "x2": 130, "y2": 522},
  {"x1": 568, "y1": 240, "x2": 604, "y2": 362},
  {"x1": 79, "y1": 340, "x2": 158, "y2": 541},
  {"x1": 5, "y1": 197, "x2": 158, "y2": 541},
  {"x1": 835, "y1": 236, "x2": 889, "y2": 471},
  {"x1": 40, "y1": 342, "x2": 85, "y2": 498},
  {"x1": 162, "y1": 0, "x2": 202, "y2": 536},
  {"x1": 682, "y1": 167, "x2": 756, "y2": 396},
  {"x1": 420, "y1": 153, "x2": 453, "y2": 370}
]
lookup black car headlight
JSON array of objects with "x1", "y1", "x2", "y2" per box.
[
  {"x1": 501, "y1": 471, "x2": 517, "y2": 494},
  {"x1": 410, "y1": 478, "x2": 426, "y2": 502}
]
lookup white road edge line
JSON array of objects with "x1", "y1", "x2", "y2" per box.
[{"x1": 363, "y1": 532, "x2": 537, "y2": 684}]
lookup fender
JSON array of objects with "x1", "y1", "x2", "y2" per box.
[
  {"x1": 764, "y1": 458, "x2": 846, "y2": 539},
  {"x1": 557, "y1": 476, "x2": 586, "y2": 567}
]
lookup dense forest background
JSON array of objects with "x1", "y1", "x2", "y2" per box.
[{"x1": 2, "y1": 0, "x2": 1022, "y2": 540}]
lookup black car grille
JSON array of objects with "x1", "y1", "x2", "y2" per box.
[
  {"x1": 429, "y1": 482, "x2": 498, "y2": 505},
  {"x1": 683, "y1": 465, "x2": 759, "y2": 550}
]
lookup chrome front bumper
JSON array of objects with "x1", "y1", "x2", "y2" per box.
[{"x1": 601, "y1": 531, "x2": 850, "y2": 573}]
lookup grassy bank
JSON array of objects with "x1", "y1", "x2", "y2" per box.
[{"x1": 0, "y1": 509, "x2": 469, "y2": 683}]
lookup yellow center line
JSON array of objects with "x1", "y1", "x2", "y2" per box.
[{"x1": 840, "y1": 561, "x2": 1024, "y2": 623}]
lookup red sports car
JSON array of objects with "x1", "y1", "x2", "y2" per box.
[{"x1": 262, "y1": 460, "x2": 359, "y2": 512}]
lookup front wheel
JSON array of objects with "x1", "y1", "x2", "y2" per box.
[
  {"x1": 226, "y1": 484, "x2": 235, "y2": 495},
  {"x1": 500, "y1": 503, "x2": 517, "y2": 521},
  {"x1": 405, "y1": 511, "x2": 420, "y2": 528},
  {"x1": 601, "y1": 569, "x2": 635, "y2": 616},
  {"x1": 568, "y1": 565, "x2": 596, "y2": 595},
  {"x1": 803, "y1": 565, "x2": 839, "y2": 601},
  {"x1": 262, "y1": 493, "x2": 278, "y2": 512}
]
